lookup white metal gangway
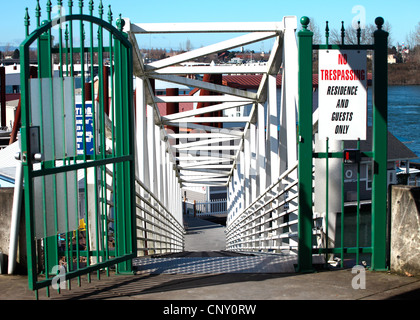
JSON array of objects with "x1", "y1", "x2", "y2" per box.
[{"x1": 122, "y1": 16, "x2": 299, "y2": 256}]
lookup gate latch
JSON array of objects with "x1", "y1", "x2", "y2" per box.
[
  {"x1": 29, "y1": 126, "x2": 42, "y2": 162},
  {"x1": 343, "y1": 149, "x2": 360, "y2": 164}
]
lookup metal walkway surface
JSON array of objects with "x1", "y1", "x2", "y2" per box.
[
  {"x1": 133, "y1": 252, "x2": 298, "y2": 274},
  {"x1": 133, "y1": 216, "x2": 298, "y2": 274}
]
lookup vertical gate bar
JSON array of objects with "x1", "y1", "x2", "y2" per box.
[
  {"x1": 68, "y1": 1, "x2": 82, "y2": 286},
  {"x1": 340, "y1": 141, "x2": 345, "y2": 268},
  {"x1": 125, "y1": 29, "x2": 136, "y2": 269},
  {"x1": 113, "y1": 28, "x2": 124, "y2": 272},
  {"x1": 38, "y1": 40, "x2": 49, "y2": 298},
  {"x1": 108, "y1": 6, "x2": 118, "y2": 267},
  {"x1": 297, "y1": 16, "x2": 314, "y2": 273},
  {"x1": 65, "y1": 25, "x2": 69, "y2": 77},
  {"x1": 47, "y1": 1, "x2": 61, "y2": 293},
  {"x1": 55, "y1": 2, "x2": 72, "y2": 288},
  {"x1": 88, "y1": 2, "x2": 102, "y2": 280},
  {"x1": 36, "y1": 1, "x2": 41, "y2": 79},
  {"x1": 64, "y1": 27, "x2": 74, "y2": 286},
  {"x1": 108, "y1": 5, "x2": 115, "y2": 154},
  {"x1": 325, "y1": 21, "x2": 329, "y2": 47},
  {"x1": 357, "y1": 22, "x2": 361, "y2": 46},
  {"x1": 22, "y1": 9, "x2": 37, "y2": 297},
  {"x1": 58, "y1": 1, "x2": 63, "y2": 78},
  {"x1": 79, "y1": 3, "x2": 92, "y2": 283},
  {"x1": 124, "y1": 29, "x2": 138, "y2": 261},
  {"x1": 69, "y1": 1, "x2": 74, "y2": 78},
  {"x1": 356, "y1": 139, "x2": 361, "y2": 264},
  {"x1": 122, "y1": 24, "x2": 137, "y2": 272},
  {"x1": 325, "y1": 137, "x2": 329, "y2": 265},
  {"x1": 20, "y1": 29, "x2": 37, "y2": 293},
  {"x1": 119, "y1": 31, "x2": 129, "y2": 269},
  {"x1": 97, "y1": 2, "x2": 109, "y2": 275},
  {"x1": 371, "y1": 17, "x2": 388, "y2": 271}
]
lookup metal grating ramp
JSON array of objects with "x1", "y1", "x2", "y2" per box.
[{"x1": 133, "y1": 252, "x2": 298, "y2": 274}]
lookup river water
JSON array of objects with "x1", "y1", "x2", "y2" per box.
[{"x1": 368, "y1": 85, "x2": 420, "y2": 159}]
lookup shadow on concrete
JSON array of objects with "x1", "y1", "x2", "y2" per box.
[
  {"x1": 385, "y1": 287, "x2": 420, "y2": 300},
  {"x1": 49, "y1": 272, "x2": 295, "y2": 300}
]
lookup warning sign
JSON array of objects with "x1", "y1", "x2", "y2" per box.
[{"x1": 318, "y1": 50, "x2": 367, "y2": 140}]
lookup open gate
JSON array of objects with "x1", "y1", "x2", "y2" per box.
[{"x1": 20, "y1": 1, "x2": 136, "y2": 297}]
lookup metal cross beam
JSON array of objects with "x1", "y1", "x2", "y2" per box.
[{"x1": 125, "y1": 16, "x2": 298, "y2": 219}]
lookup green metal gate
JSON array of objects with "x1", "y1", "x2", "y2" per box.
[
  {"x1": 297, "y1": 16, "x2": 389, "y2": 272},
  {"x1": 20, "y1": 1, "x2": 136, "y2": 297}
]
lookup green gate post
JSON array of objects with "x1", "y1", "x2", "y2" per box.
[
  {"x1": 20, "y1": 29, "x2": 36, "y2": 292},
  {"x1": 297, "y1": 17, "x2": 315, "y2": 273},
  {"x1": 371, "y1": 17, "x2": 389, "y2": 271},
  {"x1": 114, "y1": 18, "x2": 136, "y2": 274}
]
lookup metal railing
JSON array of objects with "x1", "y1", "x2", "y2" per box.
[
  {"x1": 134, "y1": 177, "x2": 184, "y2": 256},
  {"x1": 101, "y1": 166, "x2": 184, "y2": 256},
  {"x1": 226, "y1": 162, "x2": 299, "y2": 253},
  {"x1": 185, "y1": 199, "x2": 227, "y2": 217}
]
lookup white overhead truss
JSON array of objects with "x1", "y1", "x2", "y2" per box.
[{"x1": 124, "y1": 17, "x2": 299, "y2": 246}]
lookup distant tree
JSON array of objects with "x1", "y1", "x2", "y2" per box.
[
  {"x1": 406, "y1": 22, "x2": 420, "y2": 63},
  {"x1": 406, "y1": 21, "x2": 420, "y2": 48},
  {"x1": 308, "y1": 17, "x2": 323, "y2": 44},
  {"x1": 185, "y1": 39, "x2": 192, "y2": 51},
  {"x1": 3, "y1": 43, "x2": 12, "y2": 57},
  {"x1": 227, "y1": 51, "x2": 236, "y2": 61},
  {"x1": 12, "y1": 48, "x2": 20, "y2": 59}
]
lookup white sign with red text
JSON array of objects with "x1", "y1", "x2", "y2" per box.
[{"x1": 318, "y1": 49, "x2": 367, "y2": 140}]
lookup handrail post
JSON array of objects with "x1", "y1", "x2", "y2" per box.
[
  {"x1": 297, "y1": 16, "x2": 314, "y2": 273},
  {"x1": 371, "y1": 17, "x2": 388, "y2": 271}
]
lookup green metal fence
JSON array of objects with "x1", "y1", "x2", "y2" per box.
[
  {"x1": 297, "y1": 16, "x2": 389, "y2": 272},
  {"x1": 20, "y1": 1, "x2": 136, "y2": 298}
]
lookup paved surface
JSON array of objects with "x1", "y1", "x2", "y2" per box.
[
  {"x1": 1, "y1": 268, "x2": 420, "y2": 301},
  {"x1": 184, "y1": 215, "x2": 227, "y2": 251},
  {"x1": 1, "y1": 216, "x2": 420, "y2": 301}
]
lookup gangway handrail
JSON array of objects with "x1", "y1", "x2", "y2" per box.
[
  {"x1": 226, "y1": 161, "x2": 298, "y2": 229},
  {"x1": 134, "y1": 176, "x2": 185, "y2": 255},
  {"x1": 135, "y1": 176, "x2": 184, "y2": 232}
]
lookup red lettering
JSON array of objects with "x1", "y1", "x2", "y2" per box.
[{"x1": 338, "y1": 53, "x2": 348, "y2": 65}]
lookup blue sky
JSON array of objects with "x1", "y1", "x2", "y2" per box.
[{"x1": 0, "y1": 0, "x2": 419, "y2": 50}]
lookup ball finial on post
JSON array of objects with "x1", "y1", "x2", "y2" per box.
[
  {"x1": 375, "y1": 17, "x2": 384, "y2": 30},
  {"x1": 116, "y1": 14, "x2": 125, "y2": 31},
  {"x1": 300, "y1": 16, "x2": 310, "y2": 30}
]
